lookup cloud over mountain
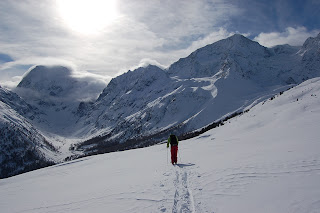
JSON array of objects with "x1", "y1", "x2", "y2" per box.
[
  {"x1": 254, "y1": 27, "x2": 320, "y2": 47},
  {"x1": 0, "y1": 0, "x2": 318, "y2": 88},
  {"x1": 15, "y1": 65, "x2": 109, "y2": 103}
]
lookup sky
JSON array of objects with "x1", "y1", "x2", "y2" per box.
[{"x1": 0, "y1": 0, "x2": 319, "y2": 89}]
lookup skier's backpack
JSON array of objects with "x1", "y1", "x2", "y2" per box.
[{"x1": 170, "y1": 134, "x2": 178, "y2": 146}]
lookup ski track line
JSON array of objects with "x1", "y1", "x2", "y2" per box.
[{"x1": 172, "y1": 166, "x2": 196, "y2": 213}]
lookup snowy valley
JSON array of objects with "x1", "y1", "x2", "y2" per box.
[
  {"x1": 1, "y1": 77, "x2": 320, "y2": 212},
  {"x1": 0, "y1": 33, "x2": 320, "y2": 179}
]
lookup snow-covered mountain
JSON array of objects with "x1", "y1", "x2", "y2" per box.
[
  {"x1": 14, "y1": 65, "x2": 106, "y2": 136},
  {"x1": 1, "y1": 77, "x2": 319, "y2": 212},
  {"x1": 1, "y1": 33, "x2": 320, "y2": 177},
  {"x1": 74, "y1": 33, "x2": 320, "y2": 154},
  {"x1": 0, "y1": 86, "x2": 57, "y2": 178},
  {"x1": 17, "y1": 65, "x2": 78, "y2": 99},
  {"x1": 0, "y1": 65, "x2": 107, "y2": 178}
]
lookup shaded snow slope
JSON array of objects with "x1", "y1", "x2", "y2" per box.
[
  {"x1": 1, "y1": 77, "x2": 319, "y2": 212},
  {"x1": 0, "y1": 87, "x2": 57, "y2": 178}
]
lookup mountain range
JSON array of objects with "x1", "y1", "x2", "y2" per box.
[
  {"x1": 1, "y1": 33, "x2": 319, "y2": 178},
  {"x1": 1, "y1": 76, "x2": 320, "y2": 212}
]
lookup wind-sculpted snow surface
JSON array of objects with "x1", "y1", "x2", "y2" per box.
[{"x1": 1, "y1": 77, "x2": 320, "y2": 212}]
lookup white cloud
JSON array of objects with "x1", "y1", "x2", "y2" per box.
[
  {"x1": 68, "y1": 71, "x2": 111, "y2": 102},
  {"x1": 188, "y1": 28, "x2": 233, "y2": 50},
  {"x1": 1, "y1": 0, "x2": 318, "y2": 92},
  {"x1": 0, "y1": 0, "x2": 242, "y2": 84},
  {"x1": 137, "y1": 58, "x2": 167, "y2": 69},
  {"x1": 1, "y1": 76, "x2": 23, "y2": 90},
  {"x1": 0, "y1": 57, "x2": 77, "y2": 71},
  {"x1": 13, "y1": 65, "x2": 110, "y2": 102},
  {"x1": 254, "y1": 27, "x2": 320, "y2": 47}
]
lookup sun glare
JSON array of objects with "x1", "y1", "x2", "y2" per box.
[{"x1": 56, "y1": 0, "x2": 119, "y2": 35}]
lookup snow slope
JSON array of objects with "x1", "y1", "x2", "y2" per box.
[
  {"x1": 1, "y1": 77, "x2": 319, "y2": 212},
  {"x1": 0, "y1": 86, "x2": 57, "y2": 178}
]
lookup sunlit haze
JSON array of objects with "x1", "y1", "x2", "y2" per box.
[{"x1": 56, "y1": 0, "x2": 119, "y2": 35}]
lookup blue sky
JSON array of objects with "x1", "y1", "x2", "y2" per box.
[{"x1": 0, "y1": 0, "x2": 319, "y2": 88}]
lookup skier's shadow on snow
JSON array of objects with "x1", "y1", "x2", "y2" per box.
[{"x1": 175, "y1": 163, "x2": 195, "y2": 168}]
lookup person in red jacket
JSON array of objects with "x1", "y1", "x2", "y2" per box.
[{"x1": 167, "y1": 134, "x2": 179, "y2": 164}]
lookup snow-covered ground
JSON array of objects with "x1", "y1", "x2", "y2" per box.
[{"x1": 1, "y1": 78, "x2": 320, "y2": 212}]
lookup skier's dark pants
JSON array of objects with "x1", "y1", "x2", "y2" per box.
[{"x1": 171, "y1": 145, "x2": 178, "y2": 164}]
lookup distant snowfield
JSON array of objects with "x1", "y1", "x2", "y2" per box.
[{"x1": 1, "y1": 78, "x2": 320, "y2": 213}]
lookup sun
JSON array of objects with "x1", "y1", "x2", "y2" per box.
[{"x1": 56, "y1": 0, "x2": 119, "y2": 35}]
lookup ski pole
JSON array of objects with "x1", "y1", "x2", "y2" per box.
[{"x1": 167, "y1": 147, "x2": 168, "y2": 164}]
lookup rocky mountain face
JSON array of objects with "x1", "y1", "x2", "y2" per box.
[{"x1": 1, "y1": 33, "x2": 320, "y2": 176}]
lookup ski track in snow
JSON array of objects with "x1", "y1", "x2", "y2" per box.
[
  {"x1": 157, "y1": 163, "x2": 200, "y2": 213},
  {"x1": 172, "y1": 167, "x2": 195, "y2": 213},
  {"x1": 158, "y1": 155, "x2": 320, "y2": 213}
]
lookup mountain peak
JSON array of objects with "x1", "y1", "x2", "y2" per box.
[
  {"x1": 133, "y1": 64, "x2": 164, "y2": 73},
  {"x1": 194, "y1": 33, "x2": 266, "y2": 54},
  {"x1": 18, "y1": 65, "x2": 72, "y2": 88},
  {"x1": 220, "y1": 33, "x2": 260, "y2": 48},
  {"x1": 228, "y1": 33, "x2": 248, "y2": 40},
  {"x1": 16, "y1": 65, "x2": 76, "y2": 100},
  {"x1": 97, "y1": 63, "x2": 167, "y2": 102},
  {"x1": 302, "y1": 33, "x2": 320, "y2": 49},
  {"x1": 168, "y1": 33, "x2": 269, "y2": 78}
]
